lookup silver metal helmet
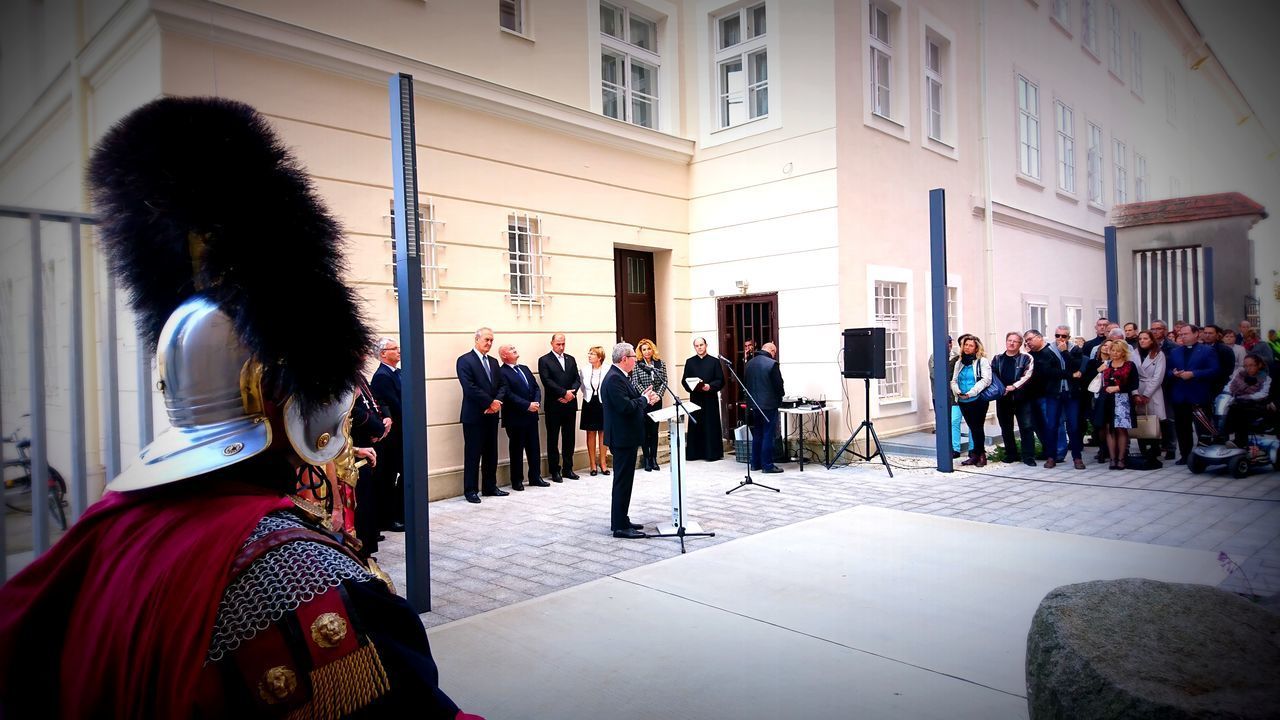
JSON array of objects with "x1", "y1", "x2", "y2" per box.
[{"x1": 107, "y1": 295, "x2": 353, "y2": 492}]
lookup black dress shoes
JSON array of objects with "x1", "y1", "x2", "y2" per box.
[
  {"x1": 549, "y1": 476, "x2": 564, "y2": 483},
  {"x1": 652, "y1": 462, "x2": 661, "y2": 471},
  {"x1": 762, "y1": 466, "x2": 784, "y2": 474},
  {"x1": 590, "y1": 469, "x2": 598, "y2": 476},
  {"x1": 612, "y1": 528, "x2": 646, "y2": 539},
  {"x1": 563, "y1": 470, "x2": 580, "y2": 480},
  {"x1": 510, "y1": 483, "x2": 525, "y2": 491},
  {"x1": 481, "y1": 488, "x2": 509, "y2": 497},
  {"x1": 464, "y1": 492, "x2": 481, "y2": 504},
  {"x1": 388, "y1": 522, "x2": 406, "y2": 532},
  {"x1": 528, "y1": 478, "x2": 551, "y2": 487},
  {"x1": 628, "y1": 522, "x2": 644, "y2": 530}
]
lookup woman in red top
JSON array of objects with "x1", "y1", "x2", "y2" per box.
[{"x1": 1096, "y1": 340, "x2": 1141, "y2": 469}]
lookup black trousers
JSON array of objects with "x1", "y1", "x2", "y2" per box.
[
  {"x1": 642, "y1": 402, "x2": 661, "y2": 466},
  {"x1": 375, "y1": 437, "x2": 403, "y2": 528},
  {"x1": 995, "y1": 393, "x2": 1036, "y2": 460},
  {"x1": 462, "y1": 416, "x2": 500, "y2": 494},
  {"x1": 1171, "y1": 402, "x2": 1202, "y2": 460},
  {"x1": 544, "y1": 409, "x2": 577, "y2": 475},
  {"x1": 610, "y1": 445, "x2": 639, "y2": 531},
  {"x1": 958, "y1": 399, "x2": 990, "y2": 455},
  {"x1": 354, "y1": 462, "x2": 379, "y2": 557},
  {"x1": 505, "y1": 421, "x2": 542, "y2": 486}
]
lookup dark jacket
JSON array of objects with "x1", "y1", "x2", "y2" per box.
[
  {"x1": 1025, "y1": 345, "x2": 1066, "y2": 398},
  {"x1": 990, "y1": 352, "x2": 1033, "y2": 395},
  {"x1": 537, "y1": 351, "x2": 581, "y2": 415},
  {"x1": 1209, "y1": 342, "x2": 1236, "y2": 393},
  {"x1": 497, "y1": 364, "x2": 541, "y2": 427},
  {"x1": 602, "y1": 366, "x2": 649, "y2": 448},
  {"x1": 350, "y1": 378, "x2": 389, "y2": 447},
  {"x1": 456, "y1": 351, "x2": 506, "y2": 424},
  {"x1": 744, "y1": 352, "x2": 784, "y2": 412},
  {"x1": 369, "y1": 363, "x2": 402, "y2": 447},
  {"x1": 1165, "y1": 343, "x2": 1219, "y2": 406}
]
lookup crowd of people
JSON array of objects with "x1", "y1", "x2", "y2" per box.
[{"x1": 941, "y1": 317, "x2": 1279, "y2": 470}]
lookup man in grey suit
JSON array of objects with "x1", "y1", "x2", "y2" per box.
[
  {"x1": 602, "y1": 342, "x2": 659, "y2": 538},
  {"x1": 745, "y1": 341, "x2": 785, "y2": 473}
]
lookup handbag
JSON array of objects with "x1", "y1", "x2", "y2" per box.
[
  {"x1": 977, "y1": 362, "x2": 1005, "y2": 402},
  {"x1": 1087, "y1": 373, "x2": 1103, "y2": 394},
  {"x1": 1131, "y1": 401, "x2": 1161, "y2": 439}
]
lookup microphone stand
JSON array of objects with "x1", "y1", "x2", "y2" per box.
[
  {"x1": 650, "y1": 384, "x2": 715, "y2": 553},
  {"x1": 718, "y1": 354, "x2": 780, "y2": 494}
]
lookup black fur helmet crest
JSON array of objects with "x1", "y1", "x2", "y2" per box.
[
  {"x1": 88, "y1": 96, "x2": 372, "y2": 413},
  {"x1": 90, "y1": 97, "x2": 373, "y2": 491}
]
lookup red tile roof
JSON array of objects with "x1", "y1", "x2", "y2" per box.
[{"x1": 1111, "y1": 192, "x2": 1267, "y2": 228}]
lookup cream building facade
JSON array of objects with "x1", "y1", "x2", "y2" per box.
[{"x1": 1, "y1": 0, "x2": 1274, "y2": 501}]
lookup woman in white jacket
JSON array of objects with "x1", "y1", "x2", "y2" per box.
[
  {"x1": 951, "y1": 334, "x2": 994, "y2": 466},
  {"x1": 1133, "y1": 330, "x2": 1167, "y2": 458}
]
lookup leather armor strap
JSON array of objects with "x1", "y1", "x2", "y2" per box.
[{"x1": 231, "y1": 522, "x2": 363, "y2": 578}]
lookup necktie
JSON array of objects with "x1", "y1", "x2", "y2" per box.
[
  {"x1": 482, "y1": 355, "x2": 491, "y2": 384},
  {"x1": 518, "y1": 366, "x2": 529, "y2": 390}
]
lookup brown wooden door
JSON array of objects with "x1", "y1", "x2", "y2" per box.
[
  {"x1": 717, "y1": 293, "x2": 778, "y2": 437},
  {"x1": 614, "y1": 249, "x2": 656, "y2": 345}
]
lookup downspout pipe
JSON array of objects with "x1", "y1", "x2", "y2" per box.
[{"x1": 979, "y1": 0, "x2": 996, "y2": 346}]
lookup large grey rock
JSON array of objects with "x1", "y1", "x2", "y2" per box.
[{"x1": 1026, "y1": 578, "x2": 1280, "y2": 719}]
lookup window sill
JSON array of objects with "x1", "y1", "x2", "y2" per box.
[
  {"x1": 1081, "y1": 45, "x2": 1101, "y2": 64},
  {"x1": 1087, "y1": 201, "x2": 1107, "y2": 215},
  {"x1": 1130, "y1": 88, "x2": 1144, "y2": 102},
  {"x1": 1056, "y1": 189, "x2": 1080, "y2": 203},
  {"x1": 1016, "y1": 173, "x2": 1046, "y2": 191},
  {"x1": 865, "y1": 112, "x2": 909, "y2": 143},
  {"x1": 1050, "y1": 16, "x2": 1072, "y2": 39},
  {"x1": 711, "y1": 114, "x2": 770, "y2": 135},
  {"x1": 499, "y1": 26, "x2": 535, "y2": 43},
  {"x1": 924, "y1": 136, "x2": 958, "y2": 161},
  {"x1": 1108, "y1": 68, "x2": 1124, "y2": 85}
]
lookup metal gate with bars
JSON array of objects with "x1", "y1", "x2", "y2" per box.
[{"x1": 1134, "y1": 246, "x2": 1208, "y2": 327}]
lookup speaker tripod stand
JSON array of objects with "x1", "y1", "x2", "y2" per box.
[{"x1": 829, "y1": 377, "x2": 894, "y2": 477}]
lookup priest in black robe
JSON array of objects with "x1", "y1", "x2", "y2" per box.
[{"x1": 682, "y1": 337, "x2": 725, "y2": 461}]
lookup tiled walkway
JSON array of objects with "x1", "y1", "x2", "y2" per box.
[{"x1": 376, "y1": 451, "x2": 1280, "y2": 627}]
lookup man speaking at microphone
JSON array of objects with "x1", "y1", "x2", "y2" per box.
[
  {"x1": 602, "y1": 342, "x2": 660, "y2": 538},
  {"x1": 745, "y1": 342, "x2": 785, "y2": 474}
]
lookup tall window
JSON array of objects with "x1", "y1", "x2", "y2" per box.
[
  {"x1": 1107, "y1": 2, "x2": 1122, "y2": 77},
  {"x1": 1055, "y1": 101, "x2": 1075, "y2": 193},
  {"x1": 1087, "y1": 122, "x2": 1103, "y2": 205},
  {"x1": 874, "y1": 280, "x2": 907, "y2": 399},
  {"x1": 601, "y1": 2, "x2": 661, "y2": 129},
  {"x1": 870, "y1": 4, "x2": 893, "y2": 119},
  {"x1": 1066, "y1": 305, "x2": 1083, "y2": 338},
  {"x1": 1134, "y1": 153, "x2": 1148, "y2": 201},
  {"x1": 1017, "y1": 75, "x2": 1040, "y2": 179},
  {"x1": 946, "y1": 285, "x2": 959, "y2": 337},
  {"x1": 1081, "y1": 0, "x2": 1098, "y2": 54},
  {"x1": 714, "y1": 3, "x2": 768, "y2": 129},
  {"x1": 1028, "y1": 303, "x2": 1048, "y2": 336},
  {"x1": 1130, "y1": 29, "x2": 1143, "y2": 94},
  {"x1": 925, "y1": 39, "x2": 943, "y2": 141},
  {"x1": 507, "y1": 212, "x2": 546, "y2": 308},
  {"x1": 1113, "y1": 138, "x2": 1127, "y2": 204},
  {"x1": 500, "y1": 0, "x2": 524, "y2": 33},
  {"x1": 1051, "y1": 0, "x2": 1069, "y2": 27}
]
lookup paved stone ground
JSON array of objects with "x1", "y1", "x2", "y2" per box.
[{"x1": 375, "y1": 450, "x2": 1280, "y2": 628}]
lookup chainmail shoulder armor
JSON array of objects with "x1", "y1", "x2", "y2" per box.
[{"x1": 206, "y1": 512, "x2": 375, "y2": 663}]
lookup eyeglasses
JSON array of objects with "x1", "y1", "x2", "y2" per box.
[
  {"x1": 1054, "y1": 334, "x2": 1070, "y2": 338},
  {"x1": 625, "y1": 354, "x2": 637, "y2": 359}
]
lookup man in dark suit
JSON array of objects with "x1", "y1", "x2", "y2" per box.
[
  {"x1": 369, "y1": 337, "x2": 405, "y2": 531},
  {"x1": 1167, "y1": 323, "x2": 1219, "y2": 464},
  {"x1": 744, "y1": 341, "x2": 785, "y2": 474},
  {"x1": 497, "y1": 344, "x2": 548, "y2": 491},
  {"x1": 538, "y1": 333, "x2": 581, "y2": 481},
  {"x1": 456, "y1": 327, "x2": 507, "y2": 504},
  {"x1": 603, "y1": 342, "x2": 659, "y2": 538}
]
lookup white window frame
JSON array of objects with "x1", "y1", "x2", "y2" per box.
[
  {"x1": 1081, "y1": 0, "x2": 1098, "y2": 56},
  {"x1": 1112, "y1": 137, "x2": 1127, "y2": 205},
  {"x1": 1087, "y1": 121, "x2": 1104, "y2": 207},
  {"x1": 1134, "y1": 152, "x2": 1148, "y2": 201},
  {"x1": 600, "y1": 1, "x2": 662, "y2": 129},
  {"x1": 1051, "y1": 0, "x2": 1070, "y2": 31},
  {"x1": 867, "y1": 265, "x2": 916, "y2": 415},
  {"x1": 505, "y1": 211, "x2": 548, "y2": 316},
  {"x1": 1130, "y1": 28, "x2": 1143, "y2": 96},
  {"x1": 945, "y1": 284, "x2": 960, "y2": 338},
  {"x1": 863, "y1": 0, "x2": 909, "y2": 141},
  {"x1": 388, "y1": 198, "x2": 447, "y2": 313},
  {"x1": 694, "y1": 0, "x2": 779, "y2": 146},
  {"x1": 499, "y1": 0, "x2": 527, "y2": 36},
  {"x1": 1055, "y1": 100, "x2": 1076, "y2": 194},
  {"x1": 1064, "y1": 303, "x2": 1084, "y2": 338},
  {"x1": 919, "y1": 15, "x2": 957, "y2": 153},
  {"x1": 1107, "y1": 1, "x2": 1123, "y2": 80},
  {"x1": 1017, "y1": 73, "x2": 1041, "y2": 181},
  {"x1": 590, "y1": 0, "x2": 678, "y2": 133},
  {"x1": 712, "y1": 2, "x2": 769, "y2": 131},
  {"x1": 869, "y1": 3, "x2": 893, "y2": 120},
  {"x1": 1026, "y1": 300, "x2": 1049, "y2": 337},
  {"x1": 925, "y1": 39, "x2": 942, "y2": 141}
]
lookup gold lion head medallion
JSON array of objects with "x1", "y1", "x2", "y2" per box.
[
  {"x1": 310, "y1": 612, "x2": 348, "y2": 648},
  {"x1": 258, "y1": 665, "x2": 297, "y2": 704}
]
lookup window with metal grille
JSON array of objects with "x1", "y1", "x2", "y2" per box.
[
  {"x1": 874, "y1": 280, "x2": 907, "y2": 399},
  {"x1": 506, "y1": 211, "x2": 547, "y2": 313},
  {"x1": 388, "y1": 198, "x2": 445, "y2": 313}
]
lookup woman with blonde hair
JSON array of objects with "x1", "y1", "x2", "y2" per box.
[
  {"x1": 950, "y1": 334, "x2": 993, "y2": 466},
  {"x1": 579, "y1": 345, "x2": 610, "y2": 476},
  {"x1": 1096, "y1": 340, "x2": 1140, "y2": 469},
  {"x1": 631, "y1": 338, "x2": 667, "y2": 471}
]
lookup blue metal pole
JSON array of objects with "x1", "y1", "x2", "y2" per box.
[
  {"x1": 929, "y1": 189, "x2": 953, "y2": 473},
  {"x1": 104, "y1": 272, "x2": 121, "y2": 480},
  {"x1": 1104, "y1": 226, "x2": 1119, "y2": 321},
  {"x1": 69, "y1": 219, "x2": 88, "y2": 521},
  {"x1": 29, "y1": 213, "x2": 49, "y2": 552},
  {"x1": 390, "y1": 73, "x2": 431, "y2": 612}
]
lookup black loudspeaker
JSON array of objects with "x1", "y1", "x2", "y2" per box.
[{"x1": 843, "y1": 327, "x2": 886, "y2": 379}]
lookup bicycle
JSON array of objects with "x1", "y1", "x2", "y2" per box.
[{"x1": 3, "y1": 417, "x2": 69, "y2": 531}]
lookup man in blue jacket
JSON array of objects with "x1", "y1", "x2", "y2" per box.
[
  {"x1": 1167, "y1": 324, "x2": 1219, "y2": 464},
  {"x1": 602, "y1": 342, "x2": 659, "y2": 538},
  {"x1": 497, "y1": 344, "x2": 548, "y2": 491}
]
